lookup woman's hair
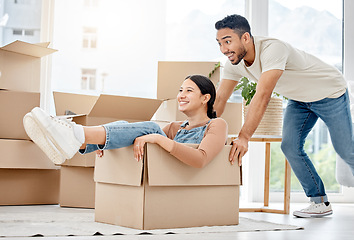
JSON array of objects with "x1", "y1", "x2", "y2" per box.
[
  {"x1": 185, "y1": 74, "x2": 217, "y2": 119},
  {"x1": 215, "y1": 14, "x2": 252, "y2": 38}
]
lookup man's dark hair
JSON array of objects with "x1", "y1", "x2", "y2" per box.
[{"x1": 215, "y1": 14, "x2": 252, "y2": 38}]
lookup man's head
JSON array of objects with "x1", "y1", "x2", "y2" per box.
[
  {"x1": 215, "y1": 14, "x2": 252, "y2": 38},
  {"x1": 215, "y1": 15, "x2": 253, "y2": 65}
]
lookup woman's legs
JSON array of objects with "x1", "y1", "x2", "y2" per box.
[{"x1": 80, "y1": 121, "x2": 167, "y2": 154}]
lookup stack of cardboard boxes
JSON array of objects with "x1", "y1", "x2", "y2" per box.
[{"x1": 0, "y1": 41, "x2": 59, "y2": 205}]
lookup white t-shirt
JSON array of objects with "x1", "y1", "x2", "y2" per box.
[{"x1": 222, "y1": 36, "x2": 347, "y2": 102}]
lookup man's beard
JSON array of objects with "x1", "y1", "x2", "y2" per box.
[{"x1": 232, "y1": 47, "x2": 247, "y2": 65}]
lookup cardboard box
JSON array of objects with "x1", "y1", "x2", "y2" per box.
[
  {"x1": 53, "y1": 92, "x2": 162, "y2": 167},
  {"x1": 0, "y1": 139, "x2": 60, "y2": 205},
  {"x1": 0, "y1": 40, "x2": 57, "y2": 92},
  {"x1": 53, "y1": 91, "x2": 99, "y2": 116},
  {"x1": 157, "y1": 61, "x2": 220, "y2": 100},
  {"x1": 0, "y1": 169, "x2": 60, "y2": 205},
  {"x1": 0, "y1": 90, "x2": 40, "y2": 140},
  {"x1": 0, "y1": 139, "x2": 58, "y2": 169},
  {"x1": 54, "y1": 93, "x2": 162, "y2": 127},
  {"x1": 153, "y1": 99, "x2": 186, "y2": 122},
  {"x1": 221, "y1": 102, "x2": 243, "y2": 135},
  {"x1": 94, "y1": 143, "x2": 240, "y2": 230},
  {"x1": 153, "y1": 99, "x2": 242, "y2": 135},
  {"x1": 60, "y1": 166, "x2": 95, "y2": 209}
]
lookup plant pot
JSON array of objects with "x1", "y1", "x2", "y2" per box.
[{"x1": 243, "y1": 97, "x2": 283, "y2": 136}]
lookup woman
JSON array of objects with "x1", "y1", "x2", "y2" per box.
[{"x1": 23, "y1": 75, "x2": 228, "y2": 168}]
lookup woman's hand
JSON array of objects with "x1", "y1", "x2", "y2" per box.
[
  {"x1": 133, "y1": 134, "x2": 161, "y2": 162},
  {"x1": 95, "y1": 150, "x2": 104, "y2": 158}
]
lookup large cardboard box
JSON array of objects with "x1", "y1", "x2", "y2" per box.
[
  {"x1": 221, "y1": 102, "x2": 243, "y2": 135},
  {"x1": 0, "y1": 139, "x2": 60, "y2": 205},
  {"x1": 157, "y1": 61, "x2": 220, "y2": 100},
  {"x1": 60, "y1": 166, "x2": 95, "y2": 209},
  {"x1": 0, "y1": 90, "x2": 40, "y2": 140},
  {"x1": 54, "y1": 92, "x2": 162, "y2": 127},
  {"x1": 94, "y1": 143, "x2": 240, "y2": 230},
  {"x1": 0, "y1": 41, "x2": 57, "y2": 92},
  {"x1": 53, "y1": 93, "x2": 163, "y2": 208},
  {"x1": 154, "y1": 99, "x2": 242, "y2": 135}
]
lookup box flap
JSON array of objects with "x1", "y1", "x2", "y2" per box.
[
  {"x1": 94, "y1": 145, "x2": 143, "y2": 187},
  {"x1": 0, "y1": 40, "x2": 57, "y2": 58},
  {"x1": 88, "y1": 94, "x2": 162, "y2": 121},
  {"x1": 53, "y1": 91, "x2": 99, "y2": 116},
  {"x1": 35, "y1": 42, "x2": 50, "y2": 48},
  {"x1": 147, "y1": 143, "x2": 240, "y2": 186},
  {"x1": 0, "y1": 139, "x2": 59, "y2": 169},
  {"x1": 157, "y1": 61, "x2": 220, "y2": 100}
]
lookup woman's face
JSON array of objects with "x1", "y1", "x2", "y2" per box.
[{"x1": 177, "y1": 79, "x2": 208, "y2": 114}]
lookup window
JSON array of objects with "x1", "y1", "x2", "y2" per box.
[
  {"x1": 12, "y1": 29, "x2": 36, "y2": 36},
  {"x1": 81, "y1": 69, "x2": 96, "y2": 90},
  {"x1": 52, "y1": 0, "x2": 244, "y2": 97},
  {"x1": 82, "y1": 27, "x2": 97, "y2": 49},
  {"x1": 268, "y1": 0, "x2": 343, "y2": 195},
  {"x1": 0, "y1": 0, "x2": 41, "y2": 46},
  {"x1": 13, "y1": 29, "x2": 22, "y2": 35}
]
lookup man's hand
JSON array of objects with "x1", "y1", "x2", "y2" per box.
[{"x1": 229, "y1": 137, "x2": 249, "y2": 166}]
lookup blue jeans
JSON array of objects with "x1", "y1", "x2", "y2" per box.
[
  {"x1": 80, "y1": 120, "x2": 209, "y2": 154},
  {"x1": 281, "y1": 90, "x2": 354, "y2": 203}
]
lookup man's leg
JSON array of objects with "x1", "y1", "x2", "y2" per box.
[
  {"x1": 281, "y1": 100, "x2": 327, "y2": 202},
  {"x1": 314, "y1": 91, "x2": 354, "y2": 175}
]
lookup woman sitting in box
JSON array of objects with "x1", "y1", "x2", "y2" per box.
[{"x1": 23, "y1": 75, "x2": 228, "y2": 168}]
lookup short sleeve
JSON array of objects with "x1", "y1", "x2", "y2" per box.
[{"x1": 260, "y1": 41, "x2": 289, "y2": 73}]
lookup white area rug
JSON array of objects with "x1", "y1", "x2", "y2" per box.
[{"x1": 0, "y1": 205, "x2": 303, "y2": 237}]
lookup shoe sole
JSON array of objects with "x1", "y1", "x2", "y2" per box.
[
  {"x1": 293, "y1": 210, "x2": 333, "y2": 218},
  {"x1": 30, "y1": 107, "x2": 79, "y2": 159},
  {"x1": 23, "y1": 113, "x2": 66, "y2": 165}
]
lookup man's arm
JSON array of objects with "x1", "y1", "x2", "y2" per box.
[
  {"x1": 230, "y1": 69, "x2": 284, "y2": 166},
  {"x1": 214, "y1": 79, "x2": 238, "y2": 117}
]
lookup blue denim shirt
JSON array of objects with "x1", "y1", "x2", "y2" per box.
[{"x1": 173, "y1": 120, "x2": 210, "y2": 144}]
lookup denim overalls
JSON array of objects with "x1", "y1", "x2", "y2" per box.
[{"x1": 80, "y1": 120, "x2": 210, "y2": 154}]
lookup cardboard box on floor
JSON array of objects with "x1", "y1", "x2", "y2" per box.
[
  {"x1": 60, "y1": 166, "x2": 95, "y2": 209},
  {"x1": 157, "y1": 61, "x2": 220, "y2": 100},
  {"x1": 53, "y1": 92, "x2": 163, "y2": 208},
  {"x1": 0, "y1": 90, "x2": 40, "y2": 140},
  {"x1": 0, "y1": 139, "x2": 60, "y2": 205},
  {"x1": 154, "y1": 100, "x2": 242, "y2": 135},
  {"x1": 94, "y1": 143, "x2": 240, "y2": 230},
  {"x1": 0, "y1": 40, "x2": 57, "y2": 92}
]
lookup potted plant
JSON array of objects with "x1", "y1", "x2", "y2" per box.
[{"x1": 235, "y1": 77, "x2": 285, "y2": 136}]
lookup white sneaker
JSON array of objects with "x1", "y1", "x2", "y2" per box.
[
  {"x1": 293, "y1": 202, "x2": 333, "y2": 218},
  {"x1": 23, "y1": 112, "x2": 66, "y2": 164},
  {"x1": 29, "y1": 107, "x2": 82, "y2": 161}
]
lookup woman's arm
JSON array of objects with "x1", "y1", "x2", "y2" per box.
[
  {"x1": 133, "y1": 133, "x2": 175, "y2": 161},
  {"x1": 133, "y1": 119, "x2": 228, "y2": 168},
  {"x1": 168, "y1": 118, "x2": 228, "y2": 168}
]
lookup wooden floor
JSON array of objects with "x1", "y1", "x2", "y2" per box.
[{"x1": 1, "y1": 203, "x2": 353, "y2": 240}]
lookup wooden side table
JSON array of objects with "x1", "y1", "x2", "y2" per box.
[{"x1": 230, "y1": 135, "x2": 291, "y2": 214}]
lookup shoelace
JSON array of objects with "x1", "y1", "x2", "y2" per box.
[{"x1": 51, "y1": 116, "x2": 75, "y2": 127}]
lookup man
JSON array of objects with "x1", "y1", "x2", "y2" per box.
[{"x1": 214, "y1": 14, "x2": 354, "y2": 218}]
